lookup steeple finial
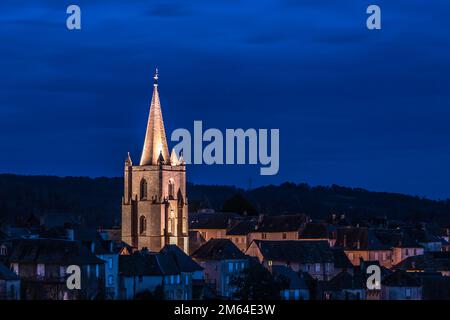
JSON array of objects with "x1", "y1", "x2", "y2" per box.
[
  {"x1": 140, "y1": 67, "x2": 170, "y2": 166},
  {"x1": 154, "y1": 67, "x2": 159, "y2": 86}
]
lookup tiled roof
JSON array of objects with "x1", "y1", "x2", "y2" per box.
[
  {"x1": 331, "y1": 248, "x2": 353, "y2": 269},
  {"x1": 156, "y1": 254, "x2": 181, "y2": 275},
  {"x1": 121, "y1": 247, "x2": 204, "y2": 277},
  {"x1": 335, "y1": 227, "x2": 390, "y2": 250},
  {"x1": 9, "y1": 238, "x2": 104, "y2": 265},
  {"x1": 328, "y1": 271, "x2": 365, "y2": 290},
  {"x1": 119, "y1": 254, "x2": 164, "y2": 276},
  {"x1": 375, "y1": 230, "x2": 421, "y2": 248},
  {"x1": 226, "y1": 219, "x2": 257, "y2": 235},
  {"x1": 394, "y1": 252, "x2": 450, "y2": 272},
  {"x1": 253, "y1": 240, "x2": 334, "y2": 263},
  {"x1": 405, "y1": 228, "x2": 442, "y2": 244},
  {"x1": 299, "y1": 223, "x2": 330, "y2": 239},
  {"x1": 189, "y1": 212, "x2": 240, "y2": 230},
  {"x1": 160, "y1": 245, "x2": 203, "y2": 273},
  {"x1": 382, "y1": 270, "x2": 421, "y2": 287},
  {"x1": 255, "y1": 214, "x2": 308, "y2": 233},
  {"x1": 191, "y1": 239, "x2": 246, "y2": 260}
]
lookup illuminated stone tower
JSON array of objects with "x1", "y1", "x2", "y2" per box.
[{"x1": 121, "y1": 69, "x2": 189, "y2": 254}]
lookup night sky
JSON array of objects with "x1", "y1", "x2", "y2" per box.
[{"x1": 1, "y1": 0, "x2": 450, "y2": 199}]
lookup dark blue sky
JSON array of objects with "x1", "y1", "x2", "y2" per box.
[{"x1": 1, "y1": 0, "x2": 450, "y2": 198}]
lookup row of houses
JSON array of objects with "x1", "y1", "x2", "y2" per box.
[
  {"x1": 1, "y1": 212, "x2": 450, "y2": 300},
  {"x1": 190, "y1": 212, "x2": 450, "y2": 266},
  {"x1": 0, "y1": 225, "x2": 207, "y2": 300},
  {"x1": 188, "y1": 212, "x2": 450, "y2": 300}
]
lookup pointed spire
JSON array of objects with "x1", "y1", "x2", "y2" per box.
[
  {"x1": 170, "y1": 149, "x2": 179, "y2": 166},
  {"x1": 125, "y1": 152, "x2": 133, "y2": 166},
  {"x1": 140, "y1": 68, "x2": 170, "y2": 166},
  {"x1": 178, "y1": 150, "x2": 185, "y2": 165}
]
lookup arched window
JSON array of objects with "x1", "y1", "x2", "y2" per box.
[
  {"x1": 168, "y1": 209, "x2": 175, "y2": 235},
  {"x1": 140, "y1": 179, "x2": 148, "y2": 200},
  {"x1": 139, "y1": 216, "x2": 147, "y2": 235},
  {"x1": 168, "y1": 179, "x2": 174, "y2": 199}
]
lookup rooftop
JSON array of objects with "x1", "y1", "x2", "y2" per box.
[
  {"x1": 252, "y1": 240, "x2": 334, "y2": 264},
  {"x1": 8, "y1": 238, "x2": 104, "y2": 265},
  {"x1": 191, "y1": 238, "x2": 247, "y2": 260}
]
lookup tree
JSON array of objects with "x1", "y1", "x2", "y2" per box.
[
  {"x1": 229, "y1": 261, "x2": 286, "y2": 300},
  {"x1": 222, "y1": 194, "x2": 257, "y2": 215},
  {"x1": 134, "y1": 285, "x2": 165, "y2": 300}
]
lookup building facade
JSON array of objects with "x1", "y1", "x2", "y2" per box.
[{"x1": 121, "y1": 70, "x2": 189, "y2": 254}]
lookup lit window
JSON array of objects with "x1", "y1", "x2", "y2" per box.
[
  {"x1": 95, "y1": 264, "x2": 99, "y2": 277},
  {"x1": 37, "y1": 264, "x2": 45, "y2": 277},
  {"x1": 405, "y1": 288, "x2": 412, "y2": 298},
  {"x1": 59, "y1": 266, "x2": 66, "y2": 278},
  {"x1": 268, "y1": 260, "x2": 273, "y2": 267},
  {"x1": 228, "y1": 262, "x2": 234, "y2": 272},
  {"x1": 108, "y1": 258, "x2": 113, "y2": 269},
  {"x1": 11, "y1": 263, "x2": 19, "y2": 275},
  {"x1": 315, "y1": 264, "x2": 321, "y2": 272},
  {"x1": 108, "y1": 275, "x2": 114, "y2": 285}
]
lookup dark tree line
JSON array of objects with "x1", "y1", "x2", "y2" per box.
[{"x1": 1, "y1": 174, "x2": 450, "y2": 227}]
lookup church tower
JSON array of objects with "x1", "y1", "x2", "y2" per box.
[{"x1": 121, "y1": 69, "x2": 189, "y2": 254}]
